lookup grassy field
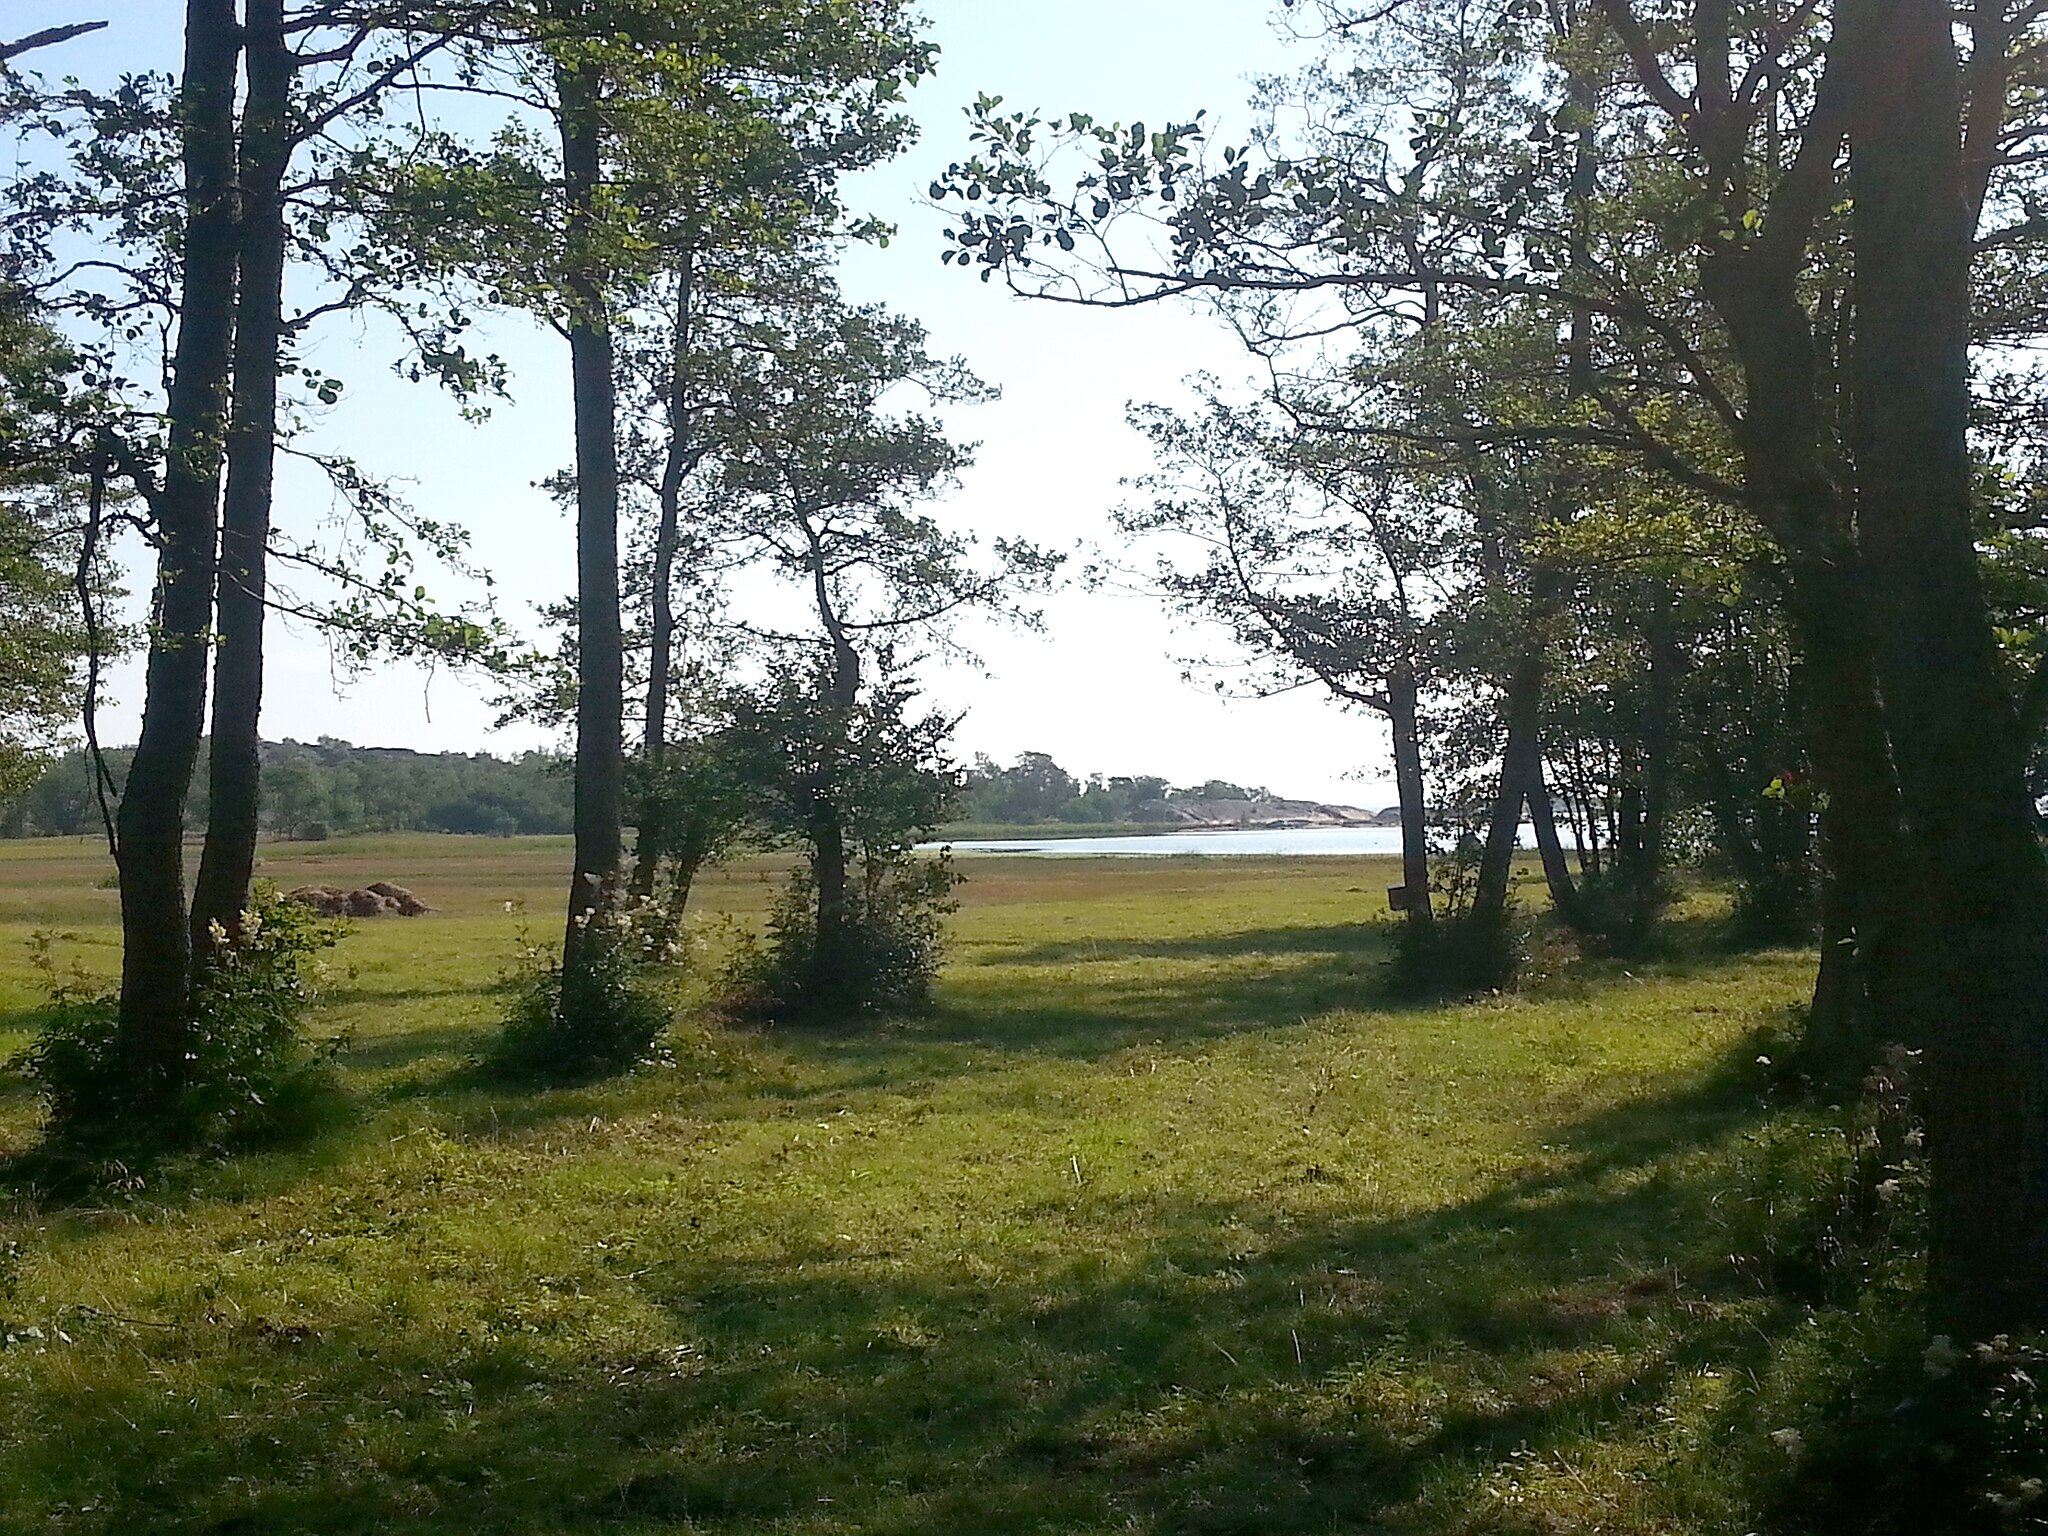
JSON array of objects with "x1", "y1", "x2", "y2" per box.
[{"x1": 0, "y1": 835, "x2": 1854, "y2": 1534}]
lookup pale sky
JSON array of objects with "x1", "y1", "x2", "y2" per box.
[{"x1": 11, "y1": 1, "x2": 1403, "y2": 808}]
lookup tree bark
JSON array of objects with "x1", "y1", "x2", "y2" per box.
[
  {"x1": 1386, "y1": 660, "x2": 1433, "y2": 928},
  {"x1": 630, "y1": 251, "x2": 699, "y2": 899},
  {"x1": 1526, "y1": 755, "x2": 1588, "y2": 930},
  {"x1": 114, "y1": 0, "x2": 240, "y2": 1105},
  {"x1": 813, "y1": 585, "x2": 861, "y2": 990},
  {"x1": 1476, "y1": 642, "x2": 1544, "y2": 918},
  {"x1": 1784, "y1": 561, "x2": 1923, "y2": 1049},
  {"x1": 1805, "y1": 804, "x2": 1874, "y2": 1077},
  {"x1": 192, "y1": 0, "x2": 291, "y2": 962},
  {"x1": 1843, "y1": 0, "x2": 2048, "y2": 1337},
  {"x1": 558, "y1": 58, "x2": 625, "y2": 965}
]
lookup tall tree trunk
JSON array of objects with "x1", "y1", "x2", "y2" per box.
[
  {"x1": 630, "y1": 251, "x2": 698, "y2": 899},
  {"x1": 1386, "y1": 660, "x2": 1433, "y2": 928},
  {"x1": 192, "y1": 0, "x2": 290, "y2": 961},
  {"x1": 1618, "y1": 589, "x2": 1680, "y2": 949},
  {"x1": 1784, "y1": 562, "x2": 1924, "y2": 1046},
  {"x1": 1844, "y1": 0, "x2": 2048, "y2": 1336},
  {"x1": 1697, "y1": 181, "x2": 1921, "y2": 1084},
  {"x1": 1477, "y1": 642, "x2": 1544, "y2": 918},
  {"x1": 1806, "y1": 804, "x2": 1874, "y2": 1078},
  {"x1": 1526, "y1": 755, "x2": 1588, "y2": 930},
  {"x1": 559, "y1": 59, "x2": 624, "y2": 965},
  {"x1": 811, "y1": 625, "x2": 861, "y2": 998},
  {"x1": 114, "y1": 0, "x2": 240, "y2": 1106}
]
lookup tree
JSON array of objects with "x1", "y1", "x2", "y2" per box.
[
  {"x1": 0, "y1": 302, "x2": 111, "y2": 807},
  {"x1": 935, "y1": 0, "x2": 2048, "y2": 1331},
  {"x1": 723, "y1": 654, "x2": 960, "y2": 1019},
  {"x1": 375, "y1": 0, "x2": 933, "y2": 979},
  {"x1": 0, "y1": 3, "x2": 525, "y2": 1131},
  {"x1": 1121, "y1": 391, "x2": 1449, "y2": 933},
  {"x1": 107, "y1": 0, "x2": 242, "y2": 1111},
  {"x1": 1834, "y1": 0, "x2": 2048, "y2": 1335},
  {"x1": 962, "y1": 751, "x2": 1080, "y2": 824},
  {"x1": 708, "y1": 292, "x2": 1053, "y2": 1011}
]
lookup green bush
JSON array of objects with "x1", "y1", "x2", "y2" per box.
[
  {"x1": 490, "y1": 899, "x2": 675, "y2": 1081},
  {"x1": 1388, "y1": 904, "x2": 1523, "y2": 997},
  {"x1": 721, "y1": 856, "x2": 957, "y2": 1025},
  {"x1": 1386, "y1": 831, "x2": 1524, "y2": 997},
  {"x1": 1728, "y1": 862, "x2": 1816, "y2": 948},
  {"x1": 8, "y1": 886, "x2": 346, "y2": 1162}
]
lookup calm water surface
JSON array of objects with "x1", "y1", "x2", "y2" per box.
[
  {"x1": 925, "y1": 826, "x2": 1414, "y2": 857},
  {"x1": 923, "y1": 825, "x2": 1546, "y2": 857}
]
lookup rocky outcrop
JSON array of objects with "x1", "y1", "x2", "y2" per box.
[
  {"x1": 1132, "y1": 797, "x2": 1398, "y2": 829},
  {"x1": 285, "y1": 881, "x2": 433, "y2": 918}
]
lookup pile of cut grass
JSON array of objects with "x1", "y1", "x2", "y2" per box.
[{"x1": 0, "y1": 836, "x2": 1851, "y2": 1534}]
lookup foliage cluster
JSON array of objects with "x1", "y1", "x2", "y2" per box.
[
  {"x1": 2, "y1": 738, "x2": 573, "y2": 841},
  {"x1": 711, "y1": 659, "x2": 963, "y2": 1023},
  {"x1": 720, "y1": 854, "x2": 957, "y2": 1024},
  {"x1": 1386, "y1": 827, "x2": 1523, "y2": 995}
]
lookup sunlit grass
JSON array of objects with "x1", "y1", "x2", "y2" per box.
[{"x1": 0, "y1": 835, "x2": 1836, "y2": 1533}]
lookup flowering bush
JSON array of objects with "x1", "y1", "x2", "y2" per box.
[
  {"x1": 489, "y1": 892, "x2": 678, "y2": 1080},
  {"x1": 8, "y1": 884, "x2": 347, "y2": 1160}
]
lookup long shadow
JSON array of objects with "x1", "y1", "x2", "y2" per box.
[
  {"x1": 337, "y1": 1021, "x2": 498, "y2": 1077},
  {"x1": 401, "y1": 910, "x2": 1801, "y2": 1148},
  {"x1": 0, "y1": 1033, "x2": 1806, "y2": 1535},
  {"x1": 990, "y1": 921, "x2": 1391, "y2": 968},
  {"x1": 317, "y1": 978, "x2": 516, "y2": 1009}
]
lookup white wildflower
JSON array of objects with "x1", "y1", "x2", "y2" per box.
[
  {"x1": 1768, "y1": 1427, "x2": 1805, "y2": 1460},
  {"x1": 1924, "y1": 1335, "x2": 1963, "y2": 1379}
]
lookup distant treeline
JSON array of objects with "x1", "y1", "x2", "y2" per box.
[
  {"x1": 960, "y1": 751, "x2": 1272, "y2": 826},
  {"x1": 3, "y1": 742, "x2": 1281, "y2": 842},
  {"x1": 3, "y1": 739, "x2": 573, "y2": 840}
]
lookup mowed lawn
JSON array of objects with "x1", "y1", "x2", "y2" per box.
[{"x1": 0, "y1": 836, "x2": 1836, "y2": 1534}]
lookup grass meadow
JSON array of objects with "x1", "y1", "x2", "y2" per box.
[{"x1": 0, "y1": 835, "x2": 1870, "y2": 1534}]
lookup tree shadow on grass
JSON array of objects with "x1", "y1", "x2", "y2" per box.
[
  {"x1": 317, "y1": 977, "x2": 518, "y2": 1010},
  {"x1": 398, "y1": 910, "x2": 1803, "y2": 1151},
  {"x1": 987, "y1": 922, "x2": 1397, "y2": 969},
  {"x1": 0, "y1": 1032, "x2": 1812, "y2": 1536},
  {"x1": 804, "y1": 916, "x2": 1795, "y2": 1079}
]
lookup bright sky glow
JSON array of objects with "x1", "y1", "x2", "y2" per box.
[{"x1": 9, "y1": 1, "x2": 1405, "y2": 808}]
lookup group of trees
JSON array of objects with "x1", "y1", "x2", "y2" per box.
[
  {"x1": 0, "y1": 3, "x2": 1047, "y2": 1128},
  {"x1": 959, "y1": 751, "x2": 1282, "y2": 825},
  {"x1": 0, "y1": 739, "x2": 575, "y2": 840},
  {"x1": 938, "y1": 0, "x2": 2048, "y2": 1337},
  {"x1": 5, "y1": 0, "x2": 2044, "y2": 1358}
]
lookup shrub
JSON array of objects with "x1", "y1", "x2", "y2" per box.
[
  {"x1": 1386, "y1": 831, "x2": 1524, "y2": 997},
  {"x1": 721, "y1": 855, "x2": 957, "y2": 1025},
  {"x1": 490, "y1": 897, "x2": 676, "y2": 1081},
  {"x1": 8, "y1": 886, "x2": 346, "y2": 1162},
  {"x1": 1388, "y1": 904, "x2": 1523, "y2": 997},
  {"x1": 1567, "y1": 864, "x2": 1678, "y2": 956},
  {"x1": 1728, "y1": 861, "x2": 1817, "y2": 948}
]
